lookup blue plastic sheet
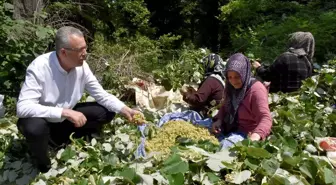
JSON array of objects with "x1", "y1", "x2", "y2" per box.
[{"x1": 135, "y1": 110, "x2": 246, "y2": 158}]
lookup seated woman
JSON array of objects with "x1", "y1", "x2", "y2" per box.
[
  {"x1": 211, "y1": 53, "x2": 272, "y2": 148},
  {"x1": 181, "y1": 53, "x2": 226, "y2": 117},
  {"x1": 252, "y1": 32, "x2": 315, "y2": 93}
]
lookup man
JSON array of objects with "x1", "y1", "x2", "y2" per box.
[
  {"x1": 16, "y1": 26, "x2": 141, "y2": 172},
  {"x1": 252, "y1": 32, "x2": 315, "y2": 93}
]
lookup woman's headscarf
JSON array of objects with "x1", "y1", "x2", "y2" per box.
[
  {"x1": 223, "y1": 53, "x2": 253, "y2": 125},
  {"x1": 201, "y1": 53, "x2": 226, "y2": 79},
  {"x1": 288, "y1": 31, "x2": 315, "y2": 64}
]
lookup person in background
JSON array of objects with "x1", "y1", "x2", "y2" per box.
[
  {"x1": 211, "y1": 53, "x2": 272, "y2": 148},
  {"x1": 252, "y1": 32, "x2": 315, "y2": 93},
  {"x1": 180, "y1": 53, "x2": 226, "y2": 117},
  {"x1": 16, "y1": 26, "x2": 142, "y2": 173}
]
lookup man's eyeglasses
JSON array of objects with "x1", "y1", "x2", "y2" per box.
[{"x1": 63, "y1": 46, "x2": 87, "y2": 52}]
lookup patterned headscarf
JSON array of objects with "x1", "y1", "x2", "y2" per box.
[
  {"x1": 288, "y1": 32, "x2": 315, "y2": 64},
  {"x1": 223, "y1": 53, "x2": 253, "y2": 125},
  {"x1": 201, "y1": 53, "x2": 226, "y2": 79}
]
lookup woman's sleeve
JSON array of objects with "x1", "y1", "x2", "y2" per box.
[
  {"x1": 250, "y1": 83, "x2": 273, "y2": 139},
  {"x1": 184, "y1": 77, "x2": 219, "y2": 106},
  {"x1": 212, "y1": 103, "x2": 226, "y2": 123}
]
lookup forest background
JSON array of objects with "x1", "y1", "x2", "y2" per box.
[{"x1": 1, "y1": 0, "x2": 336, "y2": 112}]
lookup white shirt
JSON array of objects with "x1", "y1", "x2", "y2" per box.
[{"x1": 16, "y1": 51, "x2": 126, "y2": 122}]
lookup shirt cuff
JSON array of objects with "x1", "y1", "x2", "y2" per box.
[
  {"x1": 112, "y1": 101, "x2": 126, "y2": 113},
  {"x1": 50, "y1": 107, "x2": 63, "y2": 119}
]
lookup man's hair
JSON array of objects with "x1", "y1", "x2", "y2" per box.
[{"x1": 55, "y1": 26, "x2": 84, "y2": 55}]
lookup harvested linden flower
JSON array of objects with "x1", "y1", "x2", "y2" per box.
[
  {"x1": 133, "y1": 113, "x2": 146, "y2": 125},
  {"x1": 145, "y1": 120, "x2": 219, "y2": 155},
  {"x1": 225, "y1": 173, "x2": 235, "y2": 182}
]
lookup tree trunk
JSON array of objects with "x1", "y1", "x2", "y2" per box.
[{"x1": 13, "y1": 0, "x2": 44, "y2": 20}]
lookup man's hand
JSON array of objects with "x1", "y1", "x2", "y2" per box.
[
  {"x1": 120, "y1": 106, "x2": 145, "y2": 125},
  {"x1": 252, "y1": 60, "x2": 261, "y2": 69},
  {"x1": 248, "y1": 132, "x2": 261, "y2": 141},
  {"x1": 62, "y1": 109, "x2": 87, "y2": 127}
]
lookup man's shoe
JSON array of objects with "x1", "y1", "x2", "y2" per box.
[{"x1": 38, "y1": 163, "x2": 51, "y2": 173}]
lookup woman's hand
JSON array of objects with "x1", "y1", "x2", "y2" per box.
[
  {"x1": 187, "y1": 86, "x2": 196, "y2": 93},
  {"x1": 180, "y1": 86, "x2": 196, "y2": 97},
  {"x1": 179, "y1": 87, "x2": 188, "y2": 97},
  {"x1": 252, "y1": 60, "x2": 261, "y2": 69},
  {"x1": 248, "y1": 132, "x2": 261, "y2": 141},
  {"x1": 211, "y1": 120, "x2": 222, "y2": 134}
]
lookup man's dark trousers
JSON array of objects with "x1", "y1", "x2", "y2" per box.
[{"x1": 17, "y1": 102, "x2": 115, "y2": 172}]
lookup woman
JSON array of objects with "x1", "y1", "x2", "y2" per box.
[
  {"x1": 211, "y1": 53, "x2": 272, "y2": 148},
  {"x1": 252, "y1": 32, "x2": 315, "y2": 93},
  {"x1": 181, "y1": 53, "x2": 226, "y2": 117}
]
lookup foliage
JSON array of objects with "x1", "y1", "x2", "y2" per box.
[
  {"x1": 0, "y1": 59, "x2": 335, "y2": 185},
  {"x1": 219, "y1": 0, "x2": 336, "y2": 63},
  {"x1": 1, "y1": 0, "x2": 336, "y2": 184},
  {"x1": 87, "y1": 32, "x2": 185, "y2": 92},
  {"x1": 46, "y1": 0, "x2": 154, "y2": 40},
  {"x1": 153, "y1": 48, "x2": 207, "y2": 91},
  {"x1": 0, "y1": 1, "x2": 55, "y2": 98},
  {"x1": 145, "y1": 0, "x2": 227, "y2": 52}
]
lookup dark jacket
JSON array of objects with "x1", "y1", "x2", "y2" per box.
[{"x1": 256, "y1": 51, "x2": 312, "y2": 93}]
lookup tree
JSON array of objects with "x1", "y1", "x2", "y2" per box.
[{"x1": 13, "y1": 0, "x2": 44, "y2": 21}]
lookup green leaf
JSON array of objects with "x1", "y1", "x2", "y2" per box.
[
  {"x1": 323, "y1": 74, "x2": 334, "y2": 84},
  {"x1": 283, "y1": 155, "x2": 301, "y2": 167},
  {"x1": 196, "y1": 140, "x2": 220, "y2": 152},
  {"x1": 264, "y1": 143, "x2": 280, "y2": 154},
  {"x1": 244, "y1": 158, "x2": 259, "y2": 170},
  {"x1": 77, "y1": 179, "x2": 89, "y2": 185},
  {"x1": 299, "y1": 160, "x2": 317, "y2": 179},
  {"x1": 176, "y1": 137, "x2": 195, "y2": 146},
  {"x1": 119, "y1": 167, "x2": 140, "y2": 183},
  {"x1": 101, "y1": 153, "x2": 119, "y2": 166},
  {"x1": 60, "y1": 147, "x2": 76, "y2": 162},
  {"x1": 102, "y1": 143, "x2": 112, "y2": 152},
  {"x1": 328, "y1": 113, "x2": 336, "y2": 122},
  {"x1": 323, "y1": 167, "x2": 336, "y2": 184},
  {"x1": 207, "y1": 172, "x2": 220, "y2": 183},
  {"x1": 261, "y1": 159, "x2": 280, "y2": 176},
  {"x1": 221, "y1": 161, "x2": 236, "y2": 170},
  {"x1": 268, "y1": 174, "x2": 291, "y2": 185},
  {"x1": 161, "y1": 154, "x2": 189, "y2": 175},
  {"x1": 206, "y1": 150, "x2": 237, "y2": 172},
  {"x1": 163, "y1": 153, "x2": 181, "y2": 166},
  {"x1": 7, "y1": 170, "x2": 18, "y2": 182},
  {"x1": 35, "y1": 28, "x2": 49, "y2": 39},
  {"x1": 166, "y1": 173, "x2": 184, "y2": 185},
  {"x1": 283, "y1": 137, "x2": 298, "y2": 149},
  {"x1": 246, "y1": 147, "x2": 272, "y2": 159},
  {"x1": 3, "y1": 3, "x2": 14, "y2": 11}
]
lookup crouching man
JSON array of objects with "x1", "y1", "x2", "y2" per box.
[{"x1": 16, "y1": 26, "x2": 140, "y2": 172}]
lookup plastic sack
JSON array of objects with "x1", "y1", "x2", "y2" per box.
[
  {"x1": 0, "y1": 95, "x2": 5, "y2": 118},
  {"x1": 315, "y1": 137, "x2": 336, "y2": 168}
]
